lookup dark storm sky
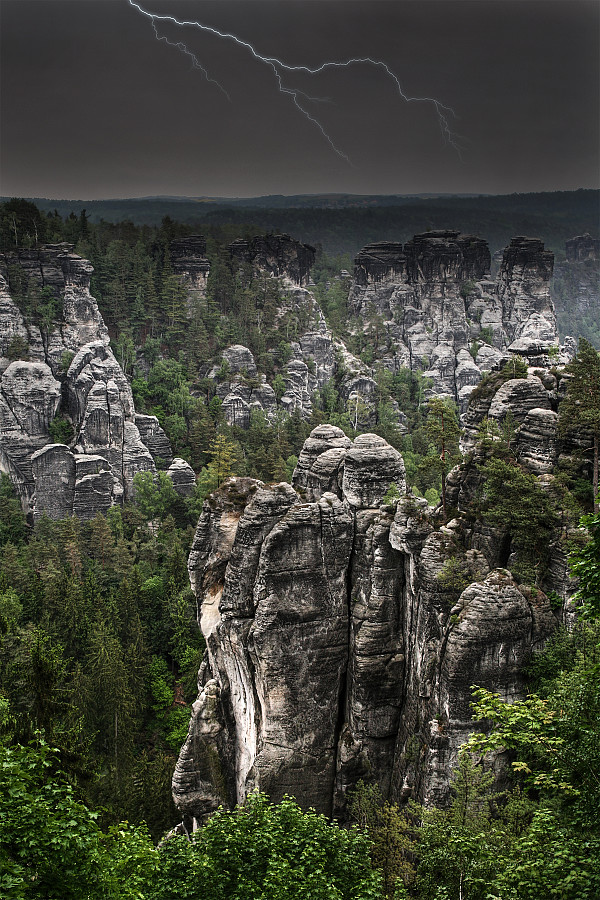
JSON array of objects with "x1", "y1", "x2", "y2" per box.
[{"x1": 1, "y1": 0, "x2": 598, "y2": 199}]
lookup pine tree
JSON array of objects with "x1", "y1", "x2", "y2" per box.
[
  {"x1": 560, "y1": 339, "x2": 600, "y2": 511},
  {"x1": 197, "y1": 434, "x2": 239, "y2": 500},
  {"x1": 420, "y1": 397, "x2": 461, "y2": 520}
]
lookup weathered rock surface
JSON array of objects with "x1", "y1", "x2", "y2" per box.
[
  {"x1": 135, "y1": 414, "x2": 173, "y2": 467},
  {"x1": 167, "y1": 457, "x2": 196, "y2": 497},
  {"x1": 499, "y1": 237, "x2": 556, "y2": 358},
  {"x1": 553, "y1": 235, "x2": 600, "y2": 345},
  {"x1": 229, "y1": 234, "x2": 316, "y2": 286},
  {"x1": 0, "y1": 361, "x2": 61, "y2": 507},
  {"x1": 348, "y1": 231, "x2": 560, "y2": 411},
  {"x1": 565, "y1": 233, "x2": 599, "y2": 262},
  {"x1": 174, "y1": 426, "x2": 559, "y2": 826},
  {"x1": 0, "y1": 245, "x2": 170, "y2": 519},
  {"x1": 292, "y1": 424, "x2": 352, "y2": 500},
  {"x1": 0, "y1": 244, "x2": 108, "y2": 373},
  {"x1": 170, "y1": 236, "x2": 210, "y2": 310}
]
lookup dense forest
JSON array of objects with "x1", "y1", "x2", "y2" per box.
[
  {"x1": 12, "y1": 188, "x2": 600, "y2": 257},
  {"x1": 0, "y1": 198, "x2": 599, "y2": 899}
]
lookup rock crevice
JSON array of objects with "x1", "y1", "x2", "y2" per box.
[{"x1": 174, "y1": 424, "x2": 559, "y2": 825}]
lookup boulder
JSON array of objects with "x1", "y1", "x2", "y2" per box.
[{"x1": 167, "y1": 458, "x2": 197, "y2": 497}]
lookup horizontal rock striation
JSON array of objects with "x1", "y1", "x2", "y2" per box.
[
  {"x1": 553, "y1": 234, "x2": 599, "y2": 344},
  {"x1": 0, "y1": 245, "x2": 170, "y2": 519},
  {"x1": 229, "y1": 233, "x2": 316, "y2": 286},
  {"x1": 174, "y1": 425, "x2": 558, "y2": 826},
  {"x1": 170, "y1": 236, "x2": 211, "y2": 310},
  {"x1": 348, "y1": 231, "x2": 560, "y2": 411}
]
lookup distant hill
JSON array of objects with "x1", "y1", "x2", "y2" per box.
[{"x1": 4, "y1": 189, "x2": 598, "y2": 257}]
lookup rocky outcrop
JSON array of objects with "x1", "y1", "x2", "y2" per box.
[
  {"x1": 170, "y1": 236, "x2": 211, "y2": 308},
  {"x1": 31, "y1": 445, "x2": 115, "y2": 521},
  {"x1": 167, "y1": 457, "x2": 196, "y2": 497},
  {"x1": 565, "y1": 233, "x2": 599, "y2": 262},
  {"x1": 553, "y1": 235, "x2": 599, "y2": 345},
  {"x1": 0, "y1": 243, "x2": 108, "y2": 373},
  {"x1": 174, "y1": 426, "x2": 558, "y2": 826},
  {"x1": 66, "y1": 341, "x2": 155, "y2": 502},
  {"x1": 229, "y1": 234, "x2": 315, "y2": 286},
  {"x1": 348, "y1": 232, "x2": 560, "y2": 411},
  {"x1": 135, "y1": 414, "x2": 173, "y2": 467},
  {"x1": 0, "y1": 245, "x2": 170, "y2": 519},
  {"x1": 208, "y1": 338, "x2": 343, "y2": 427},
  {"x1": 498, "y1": 237, "x2": 556, "y2": 357},
  {"x1": 0, "y1": 361, "x2": 61, "y2": 507}
]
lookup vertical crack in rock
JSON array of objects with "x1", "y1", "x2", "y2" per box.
[{"x1": 178, "y1": 417, "x2": 562, "y2": 822}]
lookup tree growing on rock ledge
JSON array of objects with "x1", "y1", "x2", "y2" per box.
[
  {"x1": 560, "y1": 339, "x2": 600, "y2": 513},
  {"x1": 420, "y1": 398, "x2": 461, "y2": 521}
]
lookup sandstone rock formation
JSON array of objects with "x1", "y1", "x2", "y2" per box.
[
  {"x1": 170, "y1": 236, "x2": 211, "y2": 311},
  {"x1": 173, "y1": 425, "x2": 559, "y2": 826},
  {"x1": 0, "y1": 245, "x2": 169, "y2": 519},
  {"x1": 167, "y1": 229, "x2": 565, "y2": 436},
  {"x1": 348, "y1": 231, "x2": 561, "y2": 411},
  {"x1": 229, "y1": 234, "x2": 316, "y2": 286},
  {"x1": 167, "y1": 457, "x2": 197, "y2": 497},
  {"x1": 565, "y1": 233, "x2": 599, "y2": 262},
  {"x1": 553, "y1": 234, "x2": 599, "y2": 345}
]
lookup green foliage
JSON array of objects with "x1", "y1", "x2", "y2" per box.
[
  {"x1": 0, "y1": 198, "x2": 49, "y2": 249},
  {"x1": 0, "y1": 736, "x2": 105, "y2": 899},
  {"x1": 459, "y1": 280, "x2": 477, "y2": 300},
  {"x1": 154, "y1": 792, "x2": 383, "y2": 900},
  {"x1": 469, "y1": 356, "x2": 528, "y2": 403},
  {"x1": 132, "y1": 471, "x2": 178, "y2": 521},
  {"x1": 49, "y1": 414, "x2": 74, "y2": 445},
  {"x1": 0, "y1": 474, "x2": 27, "y2": 547},
  {"x1": 414, "y1": 754, "x2": 507, "y2": 900},
  {"x1": 476, "y1": 456, "x2": 558, "y2": 584},
  {"x1": 559, "y1": 339, "x2": 600, "y2": 510},
  {"x1": 568, "y1": 506, "x2": 600, "y2": 616},
  {"x1": 382, "y1": 483, "x2": 402, "y2": 506},
  {"x1": 196, "y1": 433, "x2": 239, "y2": 501},
  {"x1": 348, "y1": 781, "x2": 415, "y2": 897},
  {"x1": 0, "y1": 502, "x2": 199, "y2": 839},
  {"x1": 0, "y1": 725, "x2": 160, "y2": 900},
  {"x1": 419, "y1": 398, "x2": 461, "y2": 520},
  {"x1": 272, "y1": 372, "x2": 286, "y2": 402},
  {"x1": 467, "y1": 619, "x2": 600, "y2": 831},
  {"x1": 5, "y1": 335, "x2": 30, "y2": 362},
  {"x1": 424, "y1": 487, "x2": 440, "y2": 507},
  {"x1": 60, "y1": 350, "x2": 75, "y2": 373},
  {"x1": 491, "y1": 807, "x2": 600, "y2": 900},
  {"x1": 479, "y1": 325, "x2": 493, "y2": 344},
  {"x1": 436, "y1": 555, "x2": 471, "y2": 595}
]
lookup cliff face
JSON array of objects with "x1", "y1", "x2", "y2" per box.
[
  {"x1": 553, "y1": 234, "x2": 600, "y2": 347},
  {"x1": 170, "y1": 236, "x2": 211, "y2": 311},
  {"x1": 0, "y1": 244, "x2": 170, "y2": 519},
  {"x1": 348, "y1": 232, "x2": 561, "y2": 411},
  {"x1": 229, "y1": 234, "x2": 316, "y2": 286},
  {"x1": 174, "y1": 418, "x2": 561, "y2": 826},
  {"x1": 166, "y1": 230, "x2": 566, "y2": 435}
]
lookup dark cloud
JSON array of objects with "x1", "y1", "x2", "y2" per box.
[{"x1": 1, "y1": 0, "x2": 598, "y2": 198}]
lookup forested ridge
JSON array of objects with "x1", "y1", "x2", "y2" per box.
[
  {"x1": 0, "y1": 198, "x2": 599, "y2": 899},
  {"x1": 13, "y1": 189, "x2": 599, "y2": 257}
]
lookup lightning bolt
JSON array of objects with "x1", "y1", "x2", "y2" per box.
[
  {"x1": 127, "y1": 0, "x2": 462, "y2": 162},
  {"x1": 149, "y1": 17, "x2": 230, "y2": 100}
]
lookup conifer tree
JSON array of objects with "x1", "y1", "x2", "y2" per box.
[
  {"x1": 421, "y1": 397, "x2": 461, "y2": 520},
  {"x1": 560, "y1": 339, "x2": 600, "y2": 511}
]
